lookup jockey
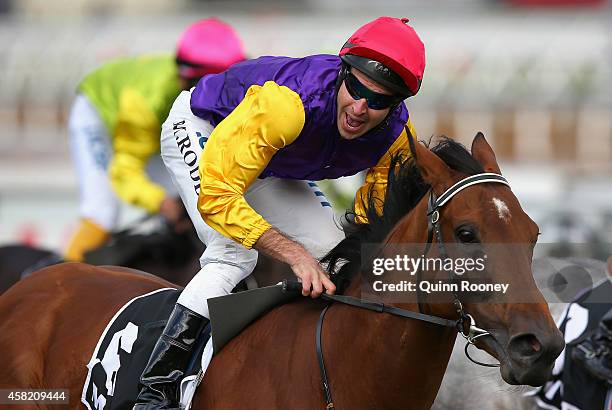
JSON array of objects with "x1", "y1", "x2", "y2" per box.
[
  {"x1": 135, "y1": 16, "x2": 425, "y2": 408},
  {"x1": 63, "y1": 18, "x2": 246, "y2": 262}
]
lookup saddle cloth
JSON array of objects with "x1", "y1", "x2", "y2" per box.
[
  {"x1": 81, "y1": 283, "x2": 298, "y2": 410},
  {"x1": 81, "y1": 288, "x2": 212, "y2": 410}
]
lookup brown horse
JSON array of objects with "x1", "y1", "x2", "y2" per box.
[{"x1": 0, "y1": 133, "x2": 563, "y2": 409}]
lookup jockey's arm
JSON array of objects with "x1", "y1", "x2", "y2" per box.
[
  {"x1": 197, "y1": 81, "x2": 304, "y2": 247},
  {"x1": 108, "y1": 88, "x2": 167, "y2": 214},
  {"x1": 353, "y1": 118, "x2": 417, "y2": 223},
  {"x1": 254, "y1": 227, "x2": 336, "y2": 297}
]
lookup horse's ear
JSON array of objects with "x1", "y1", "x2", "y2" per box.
[
  {"x1": 471, "y1": 132, "x2": 502, "y2": 174},
  {"x1": 409, "y1": 134, "x2": 453, "y2": 190}
]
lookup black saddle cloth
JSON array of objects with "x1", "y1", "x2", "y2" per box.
[
  {"x1": 81, "y1": 288, "x2": 210, "y2": 409},
  {"x1": 82, "y1": 283, "x2": 298, "y2": 409}
]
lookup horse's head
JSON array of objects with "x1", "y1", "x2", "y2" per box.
[{"x1": 390, "y1": 133, "x2": 564, "y2": 386}]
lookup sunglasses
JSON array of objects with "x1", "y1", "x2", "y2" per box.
[{"x1": 343, "y1": 71, "x2": 404, "y2": 110}]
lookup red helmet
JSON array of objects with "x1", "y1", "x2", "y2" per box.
[
  {"x1": 176, "y1": 18, "x2": 246, "y2": 79},
  {"x1": 339, "y1": 17, "x2": 425, "y2": 97}
]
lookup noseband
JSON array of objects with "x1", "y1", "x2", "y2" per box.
[{"x1": 286, "y1": 172, "x2": 511, "y2": 409}]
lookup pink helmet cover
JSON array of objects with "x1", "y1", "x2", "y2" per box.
[{"x1": 176, "y1": 18, "x2": 246, "y2": 78}]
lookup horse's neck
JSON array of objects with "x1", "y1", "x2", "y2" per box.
[
  {"x1": 323, "y1": 295, "x2": 457, "y2": 409},
  {"x1": 320, "y1": 198, "x2": 457, "y2": 408},
  {"x1": 197, "y1": 197, "x2": 458, "y2": 409}
]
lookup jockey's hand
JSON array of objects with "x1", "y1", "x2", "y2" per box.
[
  {"x1": 254, "y1": 228, "x2": 336, "y2": 298},
  {"x1": 290, "y1": 254, "x2": 336, "y2": 298},
  {"x1": 159, "y1": 197, "x2": 190, "y2": 233}
]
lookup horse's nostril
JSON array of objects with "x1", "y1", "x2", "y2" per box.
[
  {"x1": 509, "y1": 333, "x2": 542, "y2": 361},
  {"x1": 530, "y1": 336, "x2": 542, "y2": 353}
]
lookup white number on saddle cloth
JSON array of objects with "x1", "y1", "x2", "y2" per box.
[
  {"x1": 89, "y1": 322, "x2": 139, "y2": 409},
  {"x1": 82, "y1": 288, "x2": 178, "y2": 410}
]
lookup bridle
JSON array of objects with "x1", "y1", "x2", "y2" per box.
[
  {"x1": 420, "y1": 173, "x2": 510, "y2": 368},
  {"x1": 283, "y1": 171, "x2": 511, "y2": 410}
]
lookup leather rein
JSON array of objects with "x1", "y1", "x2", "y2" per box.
[{"x1": 283, "y1": 172, "x2": 511, "y2": 410}]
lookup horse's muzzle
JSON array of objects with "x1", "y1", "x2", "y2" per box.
[{"x1": 502, "y1": 328, "x2": 565, "y2": 386}]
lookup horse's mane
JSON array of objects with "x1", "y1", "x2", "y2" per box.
[{"x1": 322, "y1": 137, "x2": 485, "y2": 293}]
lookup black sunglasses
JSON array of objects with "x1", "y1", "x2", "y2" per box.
[{"x1": 344, "y1": 71, "x2": 404, "y2": 110}]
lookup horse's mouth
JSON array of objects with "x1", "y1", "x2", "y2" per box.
[
  {"x1": 475, "y1": 330, "x2": 557, "y2": 387},
  {"x1": 499, "y1": 359, "x2": 555, "y2": 386}
]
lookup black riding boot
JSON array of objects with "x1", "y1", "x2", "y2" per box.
[
  {"x1": 133, "y1": 304, "x2": 209, "y2": 409},
  {"x1": 572, "y1": 307, "x2": 612, "y2": 385}
]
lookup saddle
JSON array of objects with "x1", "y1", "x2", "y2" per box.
[{"x1": 81, "y1": 284, "x2": 298, "y2": 410}]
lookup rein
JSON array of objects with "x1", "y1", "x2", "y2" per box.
[{"x1": 290, "y1": 171, "x2": 511, "y2": 410}]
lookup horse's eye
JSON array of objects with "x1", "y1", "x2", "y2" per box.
[{"x1": 456, "y1": 228, "x2": 478, "y2": 243}]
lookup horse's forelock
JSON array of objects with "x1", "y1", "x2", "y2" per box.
[{"x1": 431, "y1": 137, "x2": 485, "y2": 176}]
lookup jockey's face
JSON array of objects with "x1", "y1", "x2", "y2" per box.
[
  {"x1": 179, "y1": 75, "x2": 200, "y2": 91},
  {"x1": 336, "y1": 68, "x2": 393, "y2": 140}
]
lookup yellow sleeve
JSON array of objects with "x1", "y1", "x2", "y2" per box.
[
  {"x1": 108, "y1": 88, "x2": 166, "y2": 214},
  {"x1": 198, "y1": 81, "x2": 306, "y2": 248},
  {"x1": 354, "y1": 118, "x2": 417, "y2": 223}
]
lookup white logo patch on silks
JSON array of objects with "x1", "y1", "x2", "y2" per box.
[{"x1": 492, "y1": 197, "x2": 511, "y2": 222}]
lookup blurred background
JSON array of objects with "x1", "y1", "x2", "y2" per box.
[{"x1": 0, "y1": 0, "x2": 610, "y2": 255}]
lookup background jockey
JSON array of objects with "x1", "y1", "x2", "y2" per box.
[
  {"x1": 135, "y1": 16, "x2": 425, "y2": 408},
  {"x1": 63, "y1": 18, "x2": 246, "y2": 262}
]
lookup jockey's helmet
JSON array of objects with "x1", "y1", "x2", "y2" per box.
[
  {"x1": 175, "y1": 18, "x2": 246, "y2": 80},
  {"x1": 339, "y1": 17, "x2": 425, "y2": 98}
]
